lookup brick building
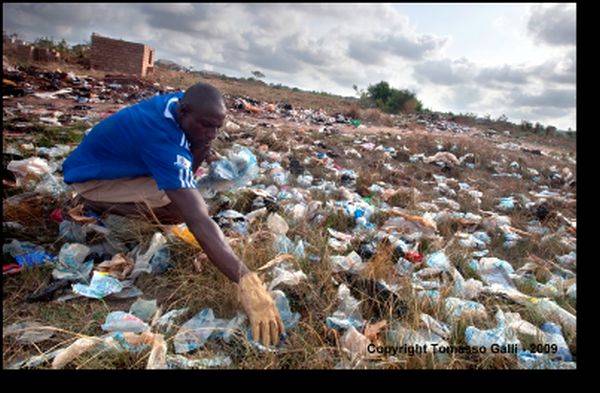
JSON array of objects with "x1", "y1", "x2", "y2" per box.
[
  {"x1": 3, "y1": 34, "x2": 61, "y2": 63},
  {"x1": 90, "y1": 33, "x2": 154, "y2": 77}
]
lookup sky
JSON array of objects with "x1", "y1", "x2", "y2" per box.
[{"x1": 3, "y1": 3, "x2": 576, "y2": 130}]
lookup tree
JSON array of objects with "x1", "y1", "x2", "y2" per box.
[
  {"x1": 251, "y1": 70, "x2": 265, "y2": 78},
  {"x1": 363, "y1": 81, "x2": 423, "y2": 114}
]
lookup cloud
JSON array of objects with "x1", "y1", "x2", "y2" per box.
[
  {"x1": 527, "y1": 4, "x2": 576, "y2": 46},
  {"x1": 413, "y1": 58, "x2": 475, "y2": 85},
  {"x1": 508, "y1": 87, "x2": 576, "y2": 109},
  {"x1": 347, "y1": 33, "x2": 446, "y2": 65}
]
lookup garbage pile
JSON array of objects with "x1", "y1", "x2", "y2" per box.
[{"x1": 3, "y1": 60, "x2": 576, "y2": 370}]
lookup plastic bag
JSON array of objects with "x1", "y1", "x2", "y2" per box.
[
  {"x1": 444, "y1": 297, "x2": 488, "y2": 322},
  {"x1": 465, "y1": 309, "x2": 520, "y2": 349},
  {"x1": 271, "y1": 290, "x2": 300, "y2": 330},
  {"x1": 268, "y1": 263, "x2": 307, "y2": 290},
  {"x1": 7, "y1": 157, "x2": 51, "y2": 178},
  {"x1": 330, "y1": 251, "x2": 365, "y2": 274},
  {"x1": 468, "y1": 257, "x2": 516, "y2": 290},
  {"x1": 173, "y1": 308, "x2": 246, "y2": 354},
  {"x1": 72, "y1": 271, "x2": 123, "y2": 299},
  {"x1": 101, "y1": 311, "x2": 150, "y2": 333},
  {"x1": 155, "y1": 308, "x2": 189, "y2": 334},
  {"x1": 59, "y1": 220, "x2": 86, "y2": 243},
  {"x1": 425, "y1": 251, "x2": 451, "y2": 272},
  {"x1": 52, "y1": 243, "x2": 92, "y2": 282},
  {"x1": 4, "y1": 321, "x2": 55, "y2": 344},
  {"x1": 326, "y1": 284, "x2": 365, "y2": 331},
  {"x1": 267, "y1": 213, "x2": 289, "y2": 235},
  {"x1": 129, "y1": 298, "x2": 158, "y2": 322},
  {"x1": 167, "y1": 354, "x2": 232, "y2": 369},
  {"x1": 196, "y1": 145, "x2": 258, "y2": 197}
]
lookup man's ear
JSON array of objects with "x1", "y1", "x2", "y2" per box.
[{"x1": 178, "y1": 102, "x2": 190, "y2": 116}]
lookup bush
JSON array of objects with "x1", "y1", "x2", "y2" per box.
[{"x1": 360, "y1": 81, "x2": 423, "y2": 114}]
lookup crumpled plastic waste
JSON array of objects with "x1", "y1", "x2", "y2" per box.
[
  {"x1": 340, "y1": 326, "x2": 370, "y2": 359},
  {"x1": 36, "y1": 144, "x2": 71, "y2": 158},
  {"x1": 268, "y1": 263, "x2": 307, "y2": 290},
  {"x1": 173, "y1": 308, "x2": 247, "y2": 354},
  {"x1": 419, "y1": 313, "x2": 451, "y2": 340},
  {"x1": 131, "y1": 232, "x2": 167, "y2": 279},
  {"x1": 34, "y1": 173, "x2": 69, "y2": 196},
  {"x1": 72, "y1": 271, "x2": 123, "y2": 299},
  {"x1": 496, "y1": 196, "x2": 516, "y2": 211},
  {"x1": 166, "y1": 354, "x2": 232, "y2": 369},
  {"x1": 468, "y1": 257, "x2": 516, "y2": 290},
  {"x1": 7, "y1": 157, "x2": 51, "y2": 180},
  {"x1": 267, "y1": 212, "x2": 289, "y2": 235},
  {"x1": 465, "y1": 309, "x2": 521, "y2": 350},
  {"x1": 330, "y1": 251, "x2": 365, "y2": 274},
  {"x1": 215, "y1": 209, "x2": 248, "y2": 236},
  {"x1": 517, "y1": 350, "x2": 576, "y2": 369},
  {"x1": 3, "y1": 239, "x2": 56, "y2": 268},
  {"x1": 326, "y1": 284, "x2": 365, "y2": 331},
  {"x1": 52, "y1": 243, "x2": 92, "y2": 282},
  {"x1": 266, "y1": 289, "x2": 301, "y2": 332},
  {"x1": 540, "y1": 322, "x2": 573, "y2": 362},
  {"x1": 101, "y1": 311, "x2": 150, "y2": 333},
  {"x1": 155, "y1": 308, "x2": 189, "y2": 334},
  {"x1": 58, "y1": 220, "x2": 86, "y2": 243},
  {"x1": 129, "y1": 298, "x2": 158, "y2": 322},
  {"x1": 425, "y1": 251, "x2": 451, "y2": 272},
  {"x1": 273, "y1": 234, "x2": 305, "y2": 258},
  {"x1": 387, "y1": 323, "x2": 449, "y2": 351},
  {"x1": 196, "y1": 145, "x2": 258, "y2": 198},
  {"x1": 444, "y1": 297, "x2": 488, "y2": 322},
  {"x1": 4, "y1": 321, "x2": 55, "y2": 344},
  {"x1": 96, "y1": 253, "x2": 134, "y2": 280}
]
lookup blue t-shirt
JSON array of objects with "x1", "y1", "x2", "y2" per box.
[{"x1": 63, "y1": 92, "x2": 197, "y2": 190}]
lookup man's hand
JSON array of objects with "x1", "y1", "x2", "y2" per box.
[
  {"x1": 165, "y1": 188, "x2": 285, "y2": 346},
  {"x1": 238, "y1": 272, "x2": 285, "y2": 346}
]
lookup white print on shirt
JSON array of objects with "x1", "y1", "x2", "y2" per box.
[{"x1": 175, "y1": 154, "x2": 195, "y2": 188}]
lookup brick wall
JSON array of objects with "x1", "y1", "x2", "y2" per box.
[{"x1": 90, "y1": 33, "x2": 154, "y2": 77}]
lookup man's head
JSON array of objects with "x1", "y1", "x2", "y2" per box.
[{"x1": 176, "y1": 82, "x2": 226, "y2": 146}]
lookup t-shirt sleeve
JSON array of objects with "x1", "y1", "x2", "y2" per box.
[{"x1": 139, "y1": 136, "x2": 197, "y2": 190}]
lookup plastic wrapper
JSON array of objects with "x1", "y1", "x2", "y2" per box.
[
  {"x1": 173, "y1": 308, "x2": 246, "y2": 354},
  {"x1": 326, "y1": 284, "x2": 365, "y2": 331},
  {"x1": 155, "y1": 308, "x2": 189, "y2": 334},
  {"x1": 72, "y1": 271, "x2": 123, "y2": 299},
  {"x1": 196, "y1": 145, "x2": 258, "y2": 198},
  {"x1": 52, "y1": 243, "x2": 92, "y2": 282},
  {"x1": 101, "y1": 311, "x2": 150, "y2": 333},
  {"x1": 268, "y1": 263, "x2": 307, "y2": 290},
  {"x1": 167, "y1": 354, "x2": 232, "y2": 369},
  {"x1": 4, "y1": 321, "x2": 55, "y2": 344},
  {"x1": 59, "y1": 220, "x2": 86, "y2": 243},
  {"x1": 129, "y1": 298, "x2": 158, "y2": 322},
  {"x1": 465, "y1": 309, "x2": 521, "y2": 349},
  {"x1": 444, "y1": 297, "x2": 488, "y2": 322}
]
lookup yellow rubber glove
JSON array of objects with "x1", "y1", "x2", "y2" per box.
[{"x1": 238, "y1": 272, "x2": 285, "y2": 346}]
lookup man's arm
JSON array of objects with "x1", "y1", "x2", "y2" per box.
[
  {"x1": 165, "y1": 187, "x2": 285, "y2": 346},
  {"x1": 165, "y1": 187, "x2": 249, "y2": 282}
]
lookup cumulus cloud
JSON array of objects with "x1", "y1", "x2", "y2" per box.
[
  {"x1": 527, "y1": 4, "x2": 576, "y2": 46},
  {"x1": 413, "y1": 58, "x2": 475, "y2": 86},
  {"x1": 508, "y1": 87, "x2": 576, "y2": 109},
  {"x1": 2, "y1": 3, "x2": 576, "y2": 129}
]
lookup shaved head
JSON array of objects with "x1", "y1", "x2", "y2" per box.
[
  {"x1": 181, "y1": 82, "x2": 226, "y2": 118},
  {"x1": 175, "y1": 82, "x2": 226, "y2": 151}
]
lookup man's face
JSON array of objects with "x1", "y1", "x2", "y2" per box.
[{"x1": 179, "y1": 104, "x2": 226, "y2": 146}]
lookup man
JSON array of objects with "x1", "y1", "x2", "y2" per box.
[{"x1": 63, "y1": 82, "x2": 284, "y2": 347}]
